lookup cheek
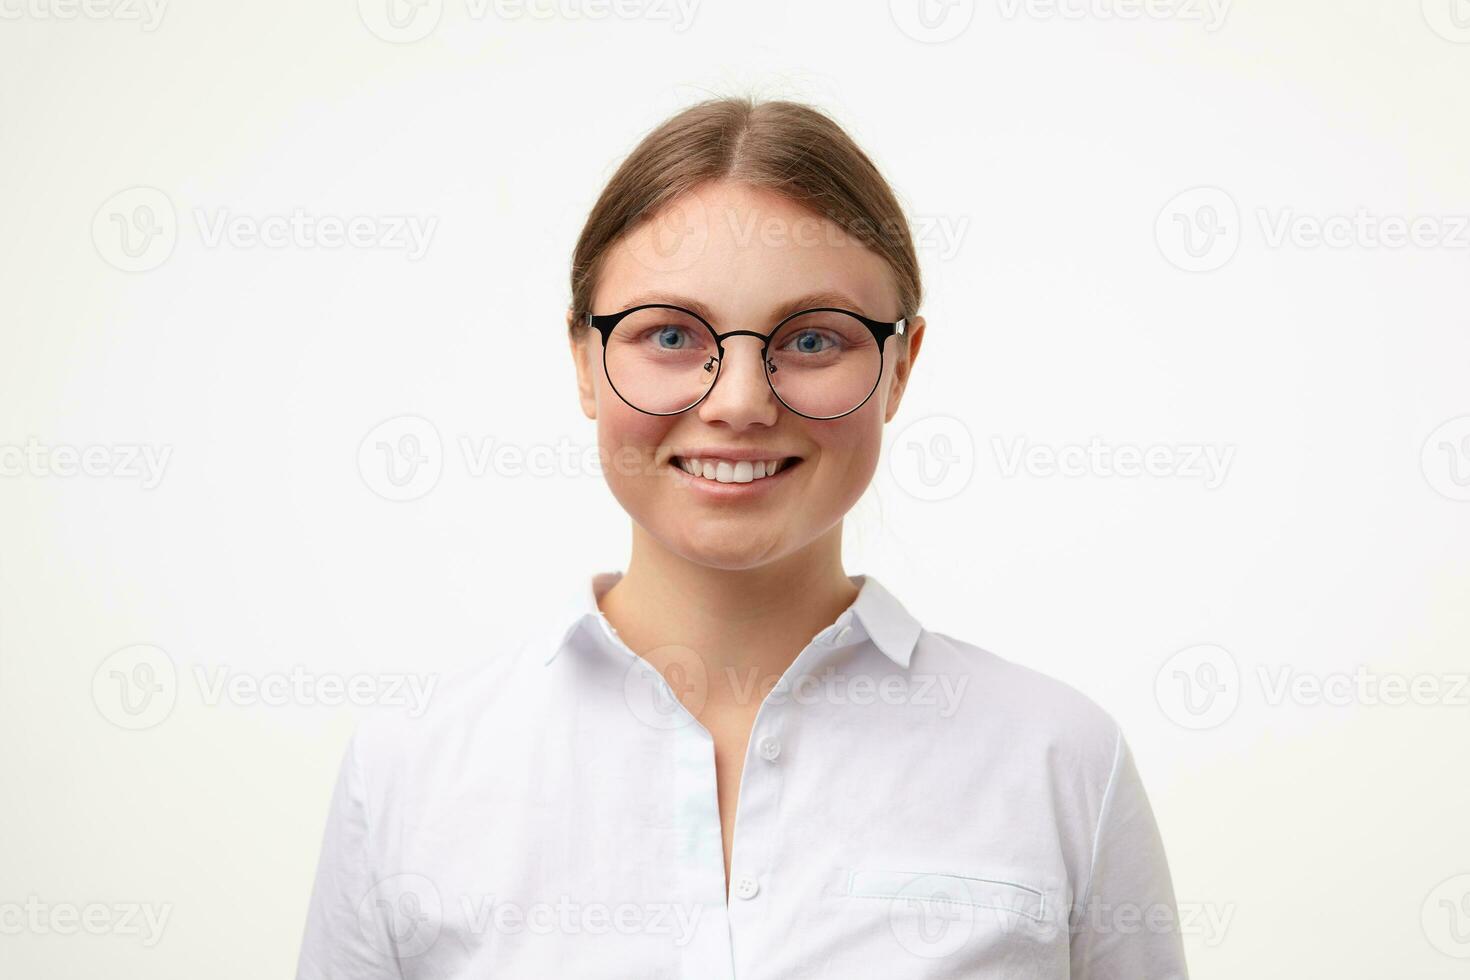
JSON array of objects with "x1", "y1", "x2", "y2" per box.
[
  {"x1": 596, "y1": 399, "x2": 670, "y2": 486},
  {"x1": 810, "y1": 415, "x2": 886, "y2": 499}
]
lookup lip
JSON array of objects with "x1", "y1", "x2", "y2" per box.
[
  {"x1": 666, "y1": 455, "x2": 803, "y2": 498},
  {"x1": 667, "y1": 447, "x2": 803, "y2": 462}
]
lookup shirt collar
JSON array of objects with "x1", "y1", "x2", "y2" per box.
[{"x1": 540, "y1": 570, "x2": 923, "y2": 669}]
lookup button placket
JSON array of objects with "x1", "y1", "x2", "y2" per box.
[
  {"x1": 725, "y1": 719, "x2": 787, "y2": 958},
  {"x1": 728, "y1": 725, "x2": 780, "y2": 911},
  {"x1": 728, "y1": 617, "x2": 856, "y2": 970}
]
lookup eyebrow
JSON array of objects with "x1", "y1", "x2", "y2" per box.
[{"x1": 613, "y1": 290, "x2": 881, "y2": 325}]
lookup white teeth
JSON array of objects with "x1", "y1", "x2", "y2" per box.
[{"x1": 675, "y1": 456, "x2": 791, "y2": 484}]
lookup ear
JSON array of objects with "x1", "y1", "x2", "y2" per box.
[
  {"x1": 882, "y1": 314, "x2": 925, "y2": 424},
  {"x1": 567, "y1": 308, "x2": 599, "y2": 420}
]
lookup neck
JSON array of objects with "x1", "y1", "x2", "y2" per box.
[{"x1": 598, "y1": 524, "x2": 859, "y2": 711}]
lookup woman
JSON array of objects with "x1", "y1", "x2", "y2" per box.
[{"x1": 296, "y1": 97, "x2": 1188, "y2": 979}]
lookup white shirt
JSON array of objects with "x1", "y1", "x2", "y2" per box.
[{"x1": 296, "y1": 570, "x2": 1188, "y2": 979}]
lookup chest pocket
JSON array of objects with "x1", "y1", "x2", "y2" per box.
[{"x1": 845, "y1": 868, "x2": 1057, "y2": 962}]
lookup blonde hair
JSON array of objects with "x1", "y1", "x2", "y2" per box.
[{"x1": 569, "y1": 96, "x2": 921, "y2": 332}]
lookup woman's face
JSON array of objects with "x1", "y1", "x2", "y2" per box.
[{"x1": 568, "y1": 180, "x2": 926, "y2": 570}]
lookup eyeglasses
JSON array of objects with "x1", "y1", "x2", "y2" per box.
[{"x1": 583, "y1": 303, "x2": 907, "y2": 421}]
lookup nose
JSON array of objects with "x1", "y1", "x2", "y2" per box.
[{"x1": 696, "y1": 334, "x2": 780, "y2": 427}]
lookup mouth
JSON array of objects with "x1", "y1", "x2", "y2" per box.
[{"x1": 667, "y1": 455, "x2": 804, "y2": 488}]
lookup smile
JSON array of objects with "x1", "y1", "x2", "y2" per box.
[{"x1": 670, "y1": 456, "x2": 802, "y2": 485}]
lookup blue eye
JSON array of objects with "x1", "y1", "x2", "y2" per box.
[
  {"x1": 653, "y1": 326, "x2": 691, "y2": 349},
  {"x1": 784, "y1": 329, "x2": 835, "y2": 354}
]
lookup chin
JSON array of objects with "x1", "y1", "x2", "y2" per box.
[{"x1": 661, "y1": 526, "x2": 793, "y2": 571}]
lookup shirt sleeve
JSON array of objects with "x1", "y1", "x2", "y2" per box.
[
  {"x1": 1069, "y1": 727, "x2": 1190, "y2": 980},
  {"x1": 295, "y1": 731, "x2": 401, "y2": 980}
]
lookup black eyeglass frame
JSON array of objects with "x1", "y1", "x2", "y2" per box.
[{"x1": 583, "y1": 303, "x2": 908, "y2": 421}]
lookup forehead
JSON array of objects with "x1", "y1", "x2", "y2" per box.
[{"x1": 594, "y1": 181, "x2": 899, "y2": 324}]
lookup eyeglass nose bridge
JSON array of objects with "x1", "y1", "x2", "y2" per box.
[{"x1": 705, "y1": 327, "x2": 779, "y2": 376}]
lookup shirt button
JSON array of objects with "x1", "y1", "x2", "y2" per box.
[
  {"x1": 757, "y1": 736, "x2": 781, "y2": 762},
  {"x1": 733, "y1": 875, "x2": 760, "y2": 900}
]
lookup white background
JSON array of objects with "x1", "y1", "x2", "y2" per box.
[{"x1": 2, "y1": 1, "x2": 1468, "y2": 977}]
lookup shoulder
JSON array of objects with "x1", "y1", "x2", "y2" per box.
[{"x1": 913, "y1": 627, "x2": 1125, "y2": 783}]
